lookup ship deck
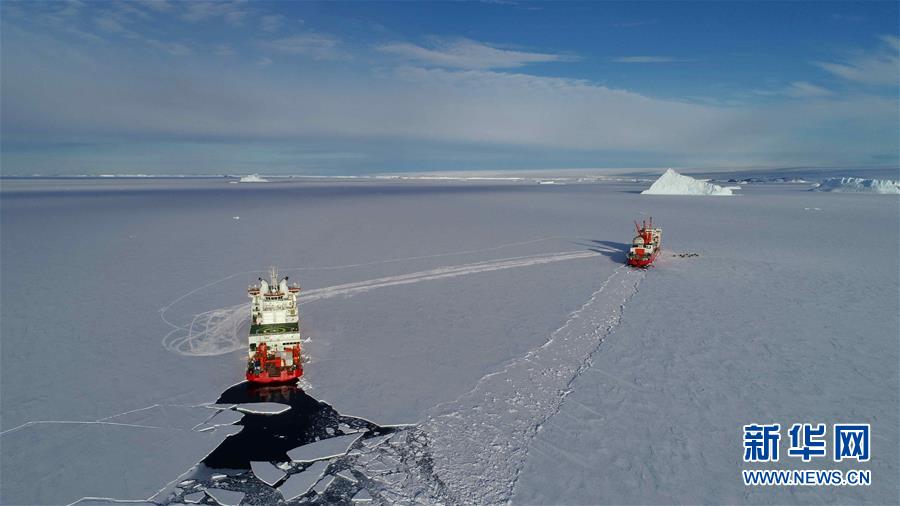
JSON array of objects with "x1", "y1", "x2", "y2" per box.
[{"x1": 250, "y1": 322, "x2": 300, "y2": 335}]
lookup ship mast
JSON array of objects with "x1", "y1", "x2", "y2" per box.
[{"x1": 269, "y1": 266, "x2": 279, "y2": 287}]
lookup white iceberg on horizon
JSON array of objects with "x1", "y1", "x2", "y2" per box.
[
  {"x1": 641, "y1": 169, "x2": 734, "y2": 196},
  {"x1": 239, "y1": 174, "x2": 269, "y2": 183},
  {"x1": 811, "y1": 177, "x2": 900, "y2": 194}
]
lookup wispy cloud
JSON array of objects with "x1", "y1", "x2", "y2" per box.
[
  {"x1": 612, "y1": 56, "x2": 694, "y2": 63},
  {"x1": 136, "y1": 0, "x2": 172, "y2": 13},
  {"x1": 93, "y1": 11, "x2": 140, "y2": 39},
  {"x1": 377, "y1": 38, "x2": 576, "y2": 69},
  {"x1": 146, "y1": 39, "x2": 192, "y2": 56},
  {"x1": 181, "y1": 1, "x2": 248, "y2": 25},
  {"x1": 814, "y1": 35, "x2": 899, "y2": 86},
  {"x1": 214, "y1": 44, "x2": 236, "y2": 56},
  {"x1": 262, "y1": 33, "x2": 344, "y2": 60},
  {"x1": 785, "y1": 81, "x2": 833, "y2": 98},
  {"x1": 260, "y1": 14, "x2": 285, "y2": 33}
]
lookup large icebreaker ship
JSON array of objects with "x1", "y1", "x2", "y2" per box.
[
  {"x1": 246, "y1": 268, "x2": 303, "y2": 383},
  {"x1": 626, "y1": 218, "x2": 662, "y2": 268}
]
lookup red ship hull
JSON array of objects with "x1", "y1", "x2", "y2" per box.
[
  {"x1": 246, "y1": 366, "x2": 303, "y2": 384},
  {"x1": 247, "y1": 342, "x2": 303, "y2": 384},
  {"x1": 627, "y1": 248, "x2": 659, "y2": 267}
]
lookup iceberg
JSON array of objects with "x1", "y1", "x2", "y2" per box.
[
  {"x1": 238, "y1": 174, "x2": 269, "y2": 183},
  {"x1": 811, "y1": 177, "x2": 900, "y2": 194},
  {"x1": 641, "y1": 169, "x2": 734, "y2": 196}
]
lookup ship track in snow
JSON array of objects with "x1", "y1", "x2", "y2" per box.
[
  {"x1": 341, "y1": 266, "x2": 646, "y2": 504},
  {"x1": 161, "y1": 250, "x2": 604, "y2": 357}
]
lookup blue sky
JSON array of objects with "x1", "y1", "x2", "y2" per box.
[{"x1": 1, "y1": 1, "x2": 898, "y2": 175}]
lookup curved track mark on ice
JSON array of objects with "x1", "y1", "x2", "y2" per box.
[
  {"x1": 161, "y1": 250, "x2": 599, "y2": 356},
  {"x1": 158, "y1": 236, "x2": 566, "y2": 333},
  {"x1": 344, "y1": 266, "x2": 645, "y2": 503}
]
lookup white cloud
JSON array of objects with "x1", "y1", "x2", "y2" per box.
[
  {"x1": 214, "y1": 44, "x2": 236, "y2": 56},
  {"x1": 263, "y1": 34, "x2": 343, "y2": 60},
  {"x1": 785, "y1": 81, "x2": 833, "y2": 97},
  {"x1": 93, "y1": 12, "x2": 140, "y2": 39},
  {"x1": 377, "y1": 38, "x2": 575, "y2": 69},
  {"x1": 56, "y1": 0, "x2": 85, "y2": 18},
  {"x1": 261, "y1": 14, "x2": 285, "y2": 32},
  {"x1": 146, "y1": 39, "x2": 192, "y2": 56},
  {"x1": 814, "y1": 35, "x2": 899, "y2": 86},
  {"x1": 137, "y1": 0, "x2": 173, "y2": 13},
  {"x1": 612, "y1": 56, "x2": 693, "y2": 63},
  {"x1": 181, "y1": 1, "x2": 248, "y2": 25},
  {"x1": 2, "y1": 21, "x2": 897, "y2": 169}
]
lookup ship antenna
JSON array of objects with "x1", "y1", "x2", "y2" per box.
[{"x1": 270, "y1": 266, "x2": 278, "y2": 285}]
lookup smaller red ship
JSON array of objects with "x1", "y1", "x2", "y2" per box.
[
  {"x1": 626, "y1": 218, "x2": 662, "y2": 268},
  {"x1": 246, "y1": 267, "x2": 304, "y2": 383}
]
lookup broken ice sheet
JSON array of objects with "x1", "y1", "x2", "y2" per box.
[
  {"x1": 250, "y1": 461, "x2": 286, "y2": 486},
  {"x1": 287, "y1": 433, "x2": 362, "y2": 463},
  {"x1": 336, "y1": 470, "x2": 357, "y2": 483},
  {"x1": 195, "y1": 409, "x2": 244, "y2": 431},
  {"x1": 278, "y1": 460, "x2": 328, "y2": 501},
  {"x1": 352, "y1": 489, "x2": 373, "y2": 502},
  {"x1": 103, "y1": 404, "x2": 214, "y2": 430},
  {"x1": 205, "y1": 488, "x2": 244, "y2": 506},
  {"x1": 183, "y1": 491, "x2": 205, "y2": 504},
  {"x1": 360, "y1": 433, "x2": 392, "y2": 449},
  {"x1": 312, "y1": 474, "x2": 336, "y2": 494}
]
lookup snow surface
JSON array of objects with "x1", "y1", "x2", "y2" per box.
[
  {"x1": 287, "y1": 434, "x2": 363, "y2": 463},
  {"x1": 812, "y1": 176, "x2": 900, "y2": 194},
  {"x1": 2, "y1": 175, "x2": 897, "y2": 505},
  {"x1": 641, "y1": 168, "x2": 734, "y2": 195}
]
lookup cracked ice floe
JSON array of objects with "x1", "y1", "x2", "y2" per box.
[
  {"x1": 234, "y1": 402, "x2": 290, "y2": 415},
  {"x1": 204, "y1": 488, "x2": 244, "y2": 506},
  {"x1": 182, "y1": 491, "x2": 205, "y2": 504},
  {"x1": 351, "y1": 489, "x2": 373, "y2": 502},
  {"x1": 278, "y1": 460, "x2": 329, "y2": 501},
  {"x1": 251, "y1": 461, "x2": 286, "y2": 486},
  {"x1": 194, "y1": 409, "x2": 244, "y2": 431},
  {"x1": 312, "y1": 474, "x2": 336, "y2": 494},
  {"x1": 336, "y1": 470, "x2": 358, "y2": 483},
  {"x1": 287, "y1": 433, "x2": 363, "y2": 462}
]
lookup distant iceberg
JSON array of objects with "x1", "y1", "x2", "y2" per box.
[
  {"x1": 641, "y1": 169, "x2": 734, "y2": 196},
  {"x1": 239, "y1": 174, "x2": 269, "y2": 183},
  {"x1": 811, "y1": 177, "x2": 900, "y2": 194}
]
